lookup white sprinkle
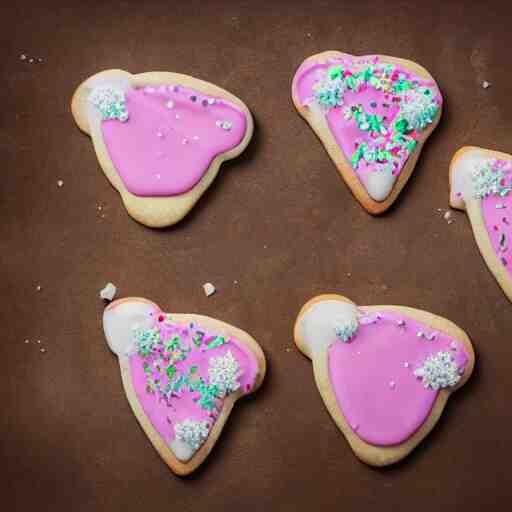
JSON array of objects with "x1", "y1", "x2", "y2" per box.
[
  {"x1": 207, "y1": 98, "x2": 216, "y2": 105},
  {"x1": 175, "y1": 114, "x2": 180, "y2": 120},
  {"x1": 38, "y1": 58, "x2": 43, "y2": 63},
  {"x1": 182, "y1": 138, "x2": 188, "y2": 145},
  {"x1": 356, "y1": 351, "x2": 361, "y2": 355},
  {"x1": 403, "y1": 362, "x2": 410, "y2": 368},
  {"x1": 166, "y1": 100, "x2": 175, "y2": 109},
  {"x1": 99, "y1": 282, "x2": 117, "y2": 301},
  {"x1": 36, "y1": 339, "x2": 41, "y2": 344},
  {"x1": 450, "y1": 341, "x2": 458, "y2": 350},
  {"x1": 156, "y1": 173, "x2": 161, "y2": 180},
  {"x1": 482, "y1": 81, "x2": 491, "y2": 89},
  {"x1": 425, "y1": 332, "x2": 438, "y2": 341},
  {"x1": 36, "y1": 285, "x2": 42, "y2": 292},
  {"x1": 496, "y1": 203, "x2": 506, "y2": 209},
  {"x1": 20, "y1": 54, "x2": 27, "y2": 61},
  {"x1": 193, "y1": 135, "x2": 199, "y2": 141},
  {"x1": 57, "y1": 180, "x2": 64, "y2": 187},
  {"x1": 397, "y1": 319, "x2": 406, "y2": 327},
  {"x1": 98, "y1": 205, "x2": 102, "y2": 211},
  {"x1": 389, "y1": 380, "x2": 396, "y2": 389},
  {"x1": 417, "y1": 331, "x2": 424, "y2": 338},
  {"x1": 157, "y1": 131, "x2": 164, "y2": 138},
  {"x1": 29, "y1": 58, "x2": 34, "y2": 63},
  {"x1": 203, "y1": 282, "x2": 216, "y2": 297}
]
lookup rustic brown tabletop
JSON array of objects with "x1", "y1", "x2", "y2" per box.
[{"x1": 2, "y1": 0, "x2": 511, "y2": 509}]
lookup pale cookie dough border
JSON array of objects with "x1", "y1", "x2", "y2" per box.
[
  {"x1": 291, "y1": 51, "x2": 442, "y2": 215},
  {"x1": 449, "y1": 146, "x2": 512, "y2": 301},
  {"x1": 293, "y1": 294, "x2": 475, "y2": 467},
  {"x1": 105, "y1": 297, "x2": 266, "y2": 476},
  {"x1": 71, "y1": 70, "x2": 254, "y2": 228}
]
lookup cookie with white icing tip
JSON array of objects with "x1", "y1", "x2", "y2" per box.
[
  {"x1": 103, "y1": 297, "x2": 266, "y2": 475},
  {"x1": 72, "y1": 70, "x2": 253, "y2": 227},
  {"x1": 292, "y1": 52, "x2": 442, "y2": 214},
  {"x1": 450, "y1": 146, "x2": 512, "y2": 301},
  {"x1": 294, "y1": 294, "x2": 474, "y2": 466}
]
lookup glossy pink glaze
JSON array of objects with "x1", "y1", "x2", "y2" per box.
[
  {"x1": 101, "y1": 84, "x2": 247, "y2": 196},
  {"x1": 293, "y1": 55, "x2": 442, "y2": 187},
  {"x1": 481, "y1": 188, "x2": 512, "y2": 277},
  {"x1": 328, "y1": 310, "x2": 468, "y2": 446},
  {"x1": 129, "y1": 313, "x2": 259, "y2": 445}
]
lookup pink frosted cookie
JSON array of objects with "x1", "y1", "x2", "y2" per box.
[
  {"x1": 294, "y1": 294, "x2": 474, "y2": 466},
  {"x1": 72, "y1": 70, "x2": 253, "y2": 227},
  {"x1": 450, "y1": 146, "x2": 512, "y2": 301},
  {"x1": 103, "y1": 297, "x2": 266, "y2": 475},
  {"x1": 292, "y1": 51, "x2": 442, "y2": 214}
]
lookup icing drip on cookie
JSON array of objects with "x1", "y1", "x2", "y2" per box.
[
  {"x1": 451, "y1": 151, "x2": 512, "y2": 276},
  {"x1": 90, "y1": 83, "x2": 248, "y2": 197},
  {"x1": 103, "y1": 301, "x2": 258, "y2": 462},
  {"x1": 300, "y1": 302, "x2": 469, "y2": 446},
  {"x1": 293, "y1": 55, "x2": 442, "y2": 201}
]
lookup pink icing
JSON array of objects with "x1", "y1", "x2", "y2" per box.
[
  {"x1": 129, "y1": 310, "x2": 259, "y2": 446},
  {"x1": 292, "y1": 55, "x2": 442, "y2": 193},
  {"x1": 100, "y1": 84, "x2": 247, "y2": 196},
  {"x1": 328, "y1": 310, "x2": 468, "y2": 446},
  {"x1": 480, "y1": 173, "x2": 512, "y2": 277}
]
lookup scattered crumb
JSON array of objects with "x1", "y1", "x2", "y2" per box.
[
  {"x1": 443, "y1": 210, "x2": 452, "y2": 221},
  {"x1": 447, "y1": 219, "x2": 454, "y2": 225},
  {"x1": 40, "y1": 348, "x2": 46, "y2": 353},
  {"x1": 20, "y1": 54, "x2": 26, "y2": 61},
  {"x1": 100, "y1": 282, "x2": 117, "y2": 301},
  {"x1": 482, "y1": 80, "x2": 491, "y2": 89},
  {"x1": 285, "y1": 347, "x2": 292, "y2": 353},
  {"x1": 381, "y1": 284, "x2": 388, "y2": 291},
  {"x1": 57, "y1": 179, "x2": 64, "y2": 187},
  {"x1": 233, "y1": 280, "x2": 238, "y2": 285},
  {"x1": 36, "y1": 285, "x2": 42, "y2": 292},
  {"x1": 203, "y1": 282, "x2": 216, "y2": 297},
  {"x1": 346, "y1": 272, "x2": 352, "y2": 278},
  {"x1": 306, "y1": 32, "x2": 312, "y2": 38},
  {"x1": 24, "y1": 339, "x2": 29, "y2": 344},
  {"x1": 29, "y1": 58, "x2": 34, "y2": 63},
  {"x1": 97, "y1": 205, "x2": 103, "y2": 211},
  {"x1": 36, "y1": 339, "x2": 41, "y2": 344}
]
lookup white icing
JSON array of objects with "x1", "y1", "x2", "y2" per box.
[
  {"x1": 169, "y1": 438, "x2": 195, "y2": 462},
  {"x1": 365, "y1": 169, "x2": 395, "y2": 201},
  {"x1": 103, "y1": 300, "x2": 155, "y2": 356},
  {"x1": 298, "y1": 300, "x2": 359, "y2": 354},
  {"x1": 450, "y1": 149, "x2": 491, "y2": 203}
]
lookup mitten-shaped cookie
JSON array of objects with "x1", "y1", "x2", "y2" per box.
[
  {"x1": 292, "y1": 52, "x2": 442, "y2": 214},
  {"x1": 450, "y1": 146, "x2": 512, "y2": 301},
  {"x1": 72, "y1": 70, "x2": 253, "y2": 227},
  {"x1": 103, "y1": 297, "x2": 266, "y2": 475},
  {"x1": 294, "y1": 294, "x2": 474, "y2": 466}
]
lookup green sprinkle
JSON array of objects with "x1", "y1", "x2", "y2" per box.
[
  {"x1": 190, "y1": 366, "x2": 198, "y2": 374},
  {"x1": 351, "y1": 144, "x2": 367, "y2": 169},
  {"x1": 394, "y1": 118, "x2": 411, "y2": 134},
  {"x1": 205, "y1": 336, "x2": 226, "y2": 350},
  {"x1": 166, "y1": 365, "x2": 176, "y2": 380},
  {"x1": 328, "y1": 65, "x2": 343, "y2": 80}
]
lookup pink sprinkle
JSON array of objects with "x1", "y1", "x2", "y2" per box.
[
  {"x1": 456, "y1": 192, "x2": 462, "y2": 197},
  {"x1": 502, "y1": 257, "x2": 508, "y2": 266}
]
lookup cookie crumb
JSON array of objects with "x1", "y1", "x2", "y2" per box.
[
  {"x1": 24, "y1": 339, "x2": 29, "y2": 344},
  {"x1": 57, "y1": 179, "x2": 64, "y2": 188},
  {"x1": 233, "y1": 280, "x2": 238, "y2": 285},
  {"x1": 36, "y1": 339, "x2": 41, "y2": 344},
  {"x1": 40, "y1": 348, "x2": 46, "y2": 353},
  {"x1": 36, "y1": 285, "x2": 42, "y2": 292},
  {"x1": 482, "y1": 80, "x2": 491, "y2": 89},
  {"x1": 346, "y1": 272, "x2": 352, "y2": 278},
  {"x1": 203, "y1": 282, "x2": 216, "y2": 297},
  {"x1": 443, "y1": 210, "x2": 452, "y2": 221},
  {"x1": 285, "y1": 347, "x2": 292, "y2": 353},
  {"x1": 20, "y1": 53, "x2": 27, "y2": 61},
  {"x1": 100, "y1": 282, "x2": 117, "y2": 301}
]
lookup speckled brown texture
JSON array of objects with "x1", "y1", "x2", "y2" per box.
[{"x1": 2, "y1": 0, "x2": 512, "y2": 510}]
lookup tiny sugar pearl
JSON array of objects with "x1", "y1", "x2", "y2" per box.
[
  {"x1": 166, "y1": 100, "x2": 174, "y2": 109},
  {"x1": 207, "y1": 98, "x2": 216, "y2": 105},
  {"x1": 157, "y1": 132, "x2": 164, "y2": 138},
  {"x1": 175, "y1": 114, "x2": 180, "y2": 120},
  {"x1": 57, "y1": 180, "x2": 64, "y2": 187},
  {"x1": 193, "y1": 135, "x2": 199, "y2": 141},
  {"x1": 389, "y1": 381, "x2": 396, "y2": 389},
  {"x1": 404, "y1": 362, "x2": 410, "y2": 368},
  {"x1": 203, "y1": 282, "x2": 216, "y2": 297}
]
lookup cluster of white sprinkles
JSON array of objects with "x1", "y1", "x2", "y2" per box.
[
  {"x1": 471, "y1": 159, "x2": 512, "y2": 199},
  {"x1": 89, "y1": 85, "x2": 129, "y2": 122},
  {"x1": 174, "y1": 419, "x2": 210, "y2": 451},
  {"x1": 334, "y1": 317, "x2": 359, "y2": 343},
  {"x1": 216, "y1": 120, "x2": 232, "y2": 130},
  {"x1": 414, "y1": 351, "x2": 462, "y2": 390},
  {"x1": 208, "y1": 350, "x2": 242, "y2": 398}
]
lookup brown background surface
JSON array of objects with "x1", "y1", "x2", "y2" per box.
[{"x1": 2, "y1": 0, "x2": 512, "y2": 509}]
